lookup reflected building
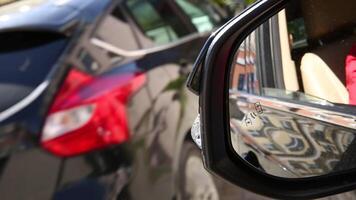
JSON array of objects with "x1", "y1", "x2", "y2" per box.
[{"x1": 230, "y1": 32, "x2": 259, "y2": 95}]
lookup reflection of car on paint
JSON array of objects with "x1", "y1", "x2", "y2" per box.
[{"x1": 0, "y1": 0, "x2": 237, "y2": 199}]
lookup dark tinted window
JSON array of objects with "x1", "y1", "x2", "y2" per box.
[{"x1": 0, "y1": 32, "x2": 67, "y2": 112}]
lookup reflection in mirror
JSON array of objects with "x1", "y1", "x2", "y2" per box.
[{"x1": 228, "y1": 0, "x2": 356, "y2": 178}]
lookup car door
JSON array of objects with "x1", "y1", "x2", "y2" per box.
[
  {"x1": 123, "y1": 1, "x2": 230, "y2": 199},
  {"x1": 89, "y1": 0, "x2": 226, "y2": 199}
]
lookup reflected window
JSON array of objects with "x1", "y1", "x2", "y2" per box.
[
  {"x1": 175, "y1": 0, "x2": 222, "y2": 33},
  {"x1": 126, "y1": 0, "x2": 190, "y2": 45},
  {"x1": 230, "y1": 31, "x2": 260, "y2": 94}
]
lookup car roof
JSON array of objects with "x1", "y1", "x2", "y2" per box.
[{"x1": 0, "y1": 0, "x2": 111, "y2": 33}]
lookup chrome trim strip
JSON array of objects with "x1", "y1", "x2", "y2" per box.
[
  {"x1": 0, "y1": 81, "x2": 49, "y2": 122},
  {"x1": 91, "y1": 32, "x2": 209, "y2": 58},
  {"x1": 230, "y1": 92, "x2": 356, "y2": 130}
]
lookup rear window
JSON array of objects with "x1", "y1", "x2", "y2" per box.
[{"x1": 0, "y1": 32, "x2": 67, "y2": 112}]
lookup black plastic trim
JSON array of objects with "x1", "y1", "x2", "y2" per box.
[{"x1": 186, "y1": 34, "x2": 215, "y2": 95}]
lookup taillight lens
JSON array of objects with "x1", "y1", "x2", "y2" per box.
[
  {"x1": 41, "y1": 68, "x2": 145, "y2": 157},
  {"x1": 41, "y1": 104, "x2": 95, "y2": 142}
]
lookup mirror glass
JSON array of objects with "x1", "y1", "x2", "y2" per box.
[{"x1": 228, "y1": 0, "x2": 356, "y2": 178}]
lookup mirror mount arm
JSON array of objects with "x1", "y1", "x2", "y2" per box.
[{"x1": 186, "y1": 32, "x2": 219, "y2": 95}]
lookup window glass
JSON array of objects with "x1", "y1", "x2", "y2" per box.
[
  {"x1": 126, "y1": 0, "x2": 177, "y2": 45},
  {"x1": 284, "y1": 0, "x2": 356, "y2": 105},
  {"x1": 175, "y1": 0, "x2": 222, "y2": 33},
  {"x1": 230, "y1": 0, "x2": 356, "y2": 106},
  {"x1": 126, "y1": 0, "x2": 190, "y2": 46},
  {"x1": 287, "y1": 18, "x2": 307, "y2": 49},
  {"x1": 94, "y1": 0, "x2": 192, "y2": 52},
  {"x1": 230, "y1": 32, "x2": 260, "y2": 94}
]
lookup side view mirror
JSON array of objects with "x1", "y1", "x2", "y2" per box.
[{"x1": 187, "y1": 0, "x2": 356, "y2": 199}]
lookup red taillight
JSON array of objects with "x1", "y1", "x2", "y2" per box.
[{"x1": 41, "y1": 69, "x2": 145, "y2": 157}]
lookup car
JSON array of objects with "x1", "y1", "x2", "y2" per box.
[
  {"x1": 0, "y1": 0, "x2": 238, "y2": 199},
  {"x1": 187, "y1": 0, "x2": 356, "y2": 199}
]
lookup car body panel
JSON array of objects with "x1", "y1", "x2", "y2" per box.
[{"x1": 0, "y1": 0, "x2": 212, "y2": 199}]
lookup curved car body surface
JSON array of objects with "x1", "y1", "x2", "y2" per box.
[{"x1": 0, "y1": 0, "x2": 228, "y2": 199}]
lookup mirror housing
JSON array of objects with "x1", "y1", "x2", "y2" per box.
[{"x1": 188, "y1": 0, "x2": 356, "y2": 199}]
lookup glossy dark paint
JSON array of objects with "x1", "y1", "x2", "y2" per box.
[
  {"x1": 0, "y1": 0, "x2": 211, "y2": 199},
  {"x1": 188, "y1": 0, "x2": 356, "y2": 199},
  {"x1": 0, "y1": 0, "x2": 110, "y2": 32}
]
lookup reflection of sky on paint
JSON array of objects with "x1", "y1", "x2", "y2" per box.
[
  {"x1": 0, "y1": 0, "x2": 76, "y2": 29},
  {"x1": 0, "y1": 0, "x2": 46, "y2": 16}
]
